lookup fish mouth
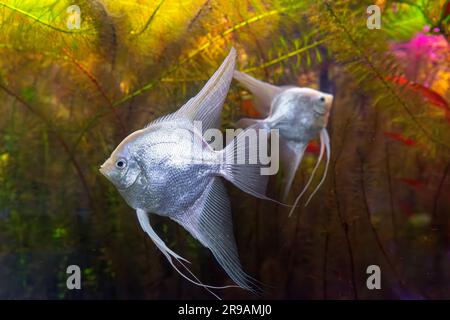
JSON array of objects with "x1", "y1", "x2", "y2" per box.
[
  {"x1": 313, "y1": 109, "x2": 327, "y2": 116},
  {"x1": 99, "y1": 159, "x2": 110, "y2": 176},
  {"x1": 99, "y1": 165, "x2": 106, "y2": 176},
  {"x1": 98, "y1": 162, "x2": 117, "y2": 185},
  {"x1": 99, "y1": 165, "x2": 112, "y2": 181}
]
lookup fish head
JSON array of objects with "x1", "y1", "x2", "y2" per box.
[
  {"x1": 100, "y1": 135, "x2": 142, "y2": 191},
  {"x1": 291, "y1": 87, "x2": 333, "y2": 128},
  {"x1": 311, "y1": 91, "x2": 333, "y2": 122}
]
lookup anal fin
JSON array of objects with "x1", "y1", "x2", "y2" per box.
[
  {"x1": 136, "y1": 209, "x2": 237, "y2": 299},
  {"x1": 173, "y1": 178, "x2": 262, "y2": 293}
]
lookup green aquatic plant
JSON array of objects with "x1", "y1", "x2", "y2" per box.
[{"x1": 0, "y1": 0, "x2": 448, "y2": 299}]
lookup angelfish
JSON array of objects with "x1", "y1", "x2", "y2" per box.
[
  {"x1": 233, "y1": 71, "x2": 333, "y2": 216},
  {"x1": 100, "y1": 49, "x2": 269, "y2": 295}
]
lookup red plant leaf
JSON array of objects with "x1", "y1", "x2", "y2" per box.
[
  {"x1": 385, "y1": 75, "x2": 450, "y2": 112},
  {"x1": 305, "y1": 140, "x2": 321, "y2": 155},
  {"x1": 444, "y1": 0, "x2": 450, "y2": 19},
  {"x1": 384, "y1": 131, "x2": 416, "y2": 146},
  {"x1": 240, "y1": 99, "x2": 261, "y2": 118},
  {"x1": 398, "y1": 201, "x2": 414, "y2": 217},
  {"x1": 398, "y1": 178, "x2": 425, "y2": 189}
]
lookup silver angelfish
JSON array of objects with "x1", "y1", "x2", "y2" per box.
[
  {"x1": 100, "y1": 49, "x2": 269, "y2": 296},
  {"x1": 233, "y1": 71, "x2": 333, "y2": 216}
]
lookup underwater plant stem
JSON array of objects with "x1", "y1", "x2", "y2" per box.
[
  {"x1": 360, "y1": 176, "x2": 398, "y2": 282},
  {"x1": 0, "y1": 82, "x2": 94, "y2": 207},
  {"x1": 437, "y1": 0, "x2": 450, "y2": 27},
  {"x1": 235, "y1": 9, "x2": 270, "y2": 79},
  {"x1": 243, "y1": 40, "x2": 326, "y2": 73},
  {"x1": 114, "y1": 2, "x2": 305, "y2": 107},
  {"x1": 187, "y1": 0, "x2": 210, "y2": 31},
  {"x1": 133, "y1": 0, "x2": 165, "y2": 36},
  {"x1": 430, "y1": 159, "x2": 450, "y2": 298},
  {"x1": 322, "y1": 107, "x2": 358, "y2": 299},
  {"x1": 57, "y1": 137, "x2": 94, "y2": 206},
  {"x1": 323, "y1": 1, "x2": 450, "y2": 151},
  {"x1": 0, "y1": 1, "x2": 89, "y2": 34},
  {"x1": 154, "y1": 39, "x2": 324, "y2": 82},
  {"x1": 319, "y1": 57, "x2": 331, "y2": 299},
  {"x1": 61, "y1": 48, "x2": 127, "y2": 135},
  {"x1": 395, "y1": 0, "x2": 434, "y2": 26},
  {"x1": 384, "y1": 142, "x2": 398, "y2": 245},
  {"x1": 333, "y1": 172, "x2": 358, "y2": 299},
  {"x1": 71, "y1": 3, "x2": 308, "y2": 155},
  {"x1": 285, "y1": 198, "x2": 303, "y2": 294},
  {"x1": 322, "y1": 231, "x2": 329, "y2": 299},
  {"x1": 431, "y1": 159, "x2": 450, "y2": 221},
  {"x1": 357, "y1": 149, "x2": 416, "y2": 296},
  {"x1": 330, "y1": 117, "x2": 358, "y2": 299}
]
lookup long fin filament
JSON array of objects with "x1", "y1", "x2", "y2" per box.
[
  {"x1": 287, "y1": 137, "x2": 325, "y2": 217},
  {"x1": 136, "y1": 209, "x2": 240, "y2": 299},
  {"x1": 304, "y1": 129, "x2": 330, "y2": 206}
]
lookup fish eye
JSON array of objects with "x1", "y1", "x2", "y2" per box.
[
  {"x1": 319, "y1": 96, "x2": 326, "y2": 103},
  {"x1": 115, "y1": 158, "x2": 127, "y2": 169}
]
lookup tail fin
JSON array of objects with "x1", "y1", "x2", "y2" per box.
[
  {"x1": 234, "y1": 70, "x2": 282, "y2": 116},
  {"x1": 219, "y1": 128, "x2": 290, "y2": 207},
  {"x1": 220, "y1": 128, "x2": 270, "y2": 199}
]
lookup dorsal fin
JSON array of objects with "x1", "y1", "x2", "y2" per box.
[
  {"x1": 147, "y1": 48, "x2": 237, "y2": 132},
  {"x1": 233, "y1": 70, "x2": 283, "y2": 116}
]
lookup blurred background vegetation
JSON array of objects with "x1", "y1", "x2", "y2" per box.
[{"x1": 0, "y1": 0, "x2": 449, "y2": 299}]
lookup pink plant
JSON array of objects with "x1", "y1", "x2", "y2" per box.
[{"x1": 390, "y1": 32, "x2": 449, "y2": 86}]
